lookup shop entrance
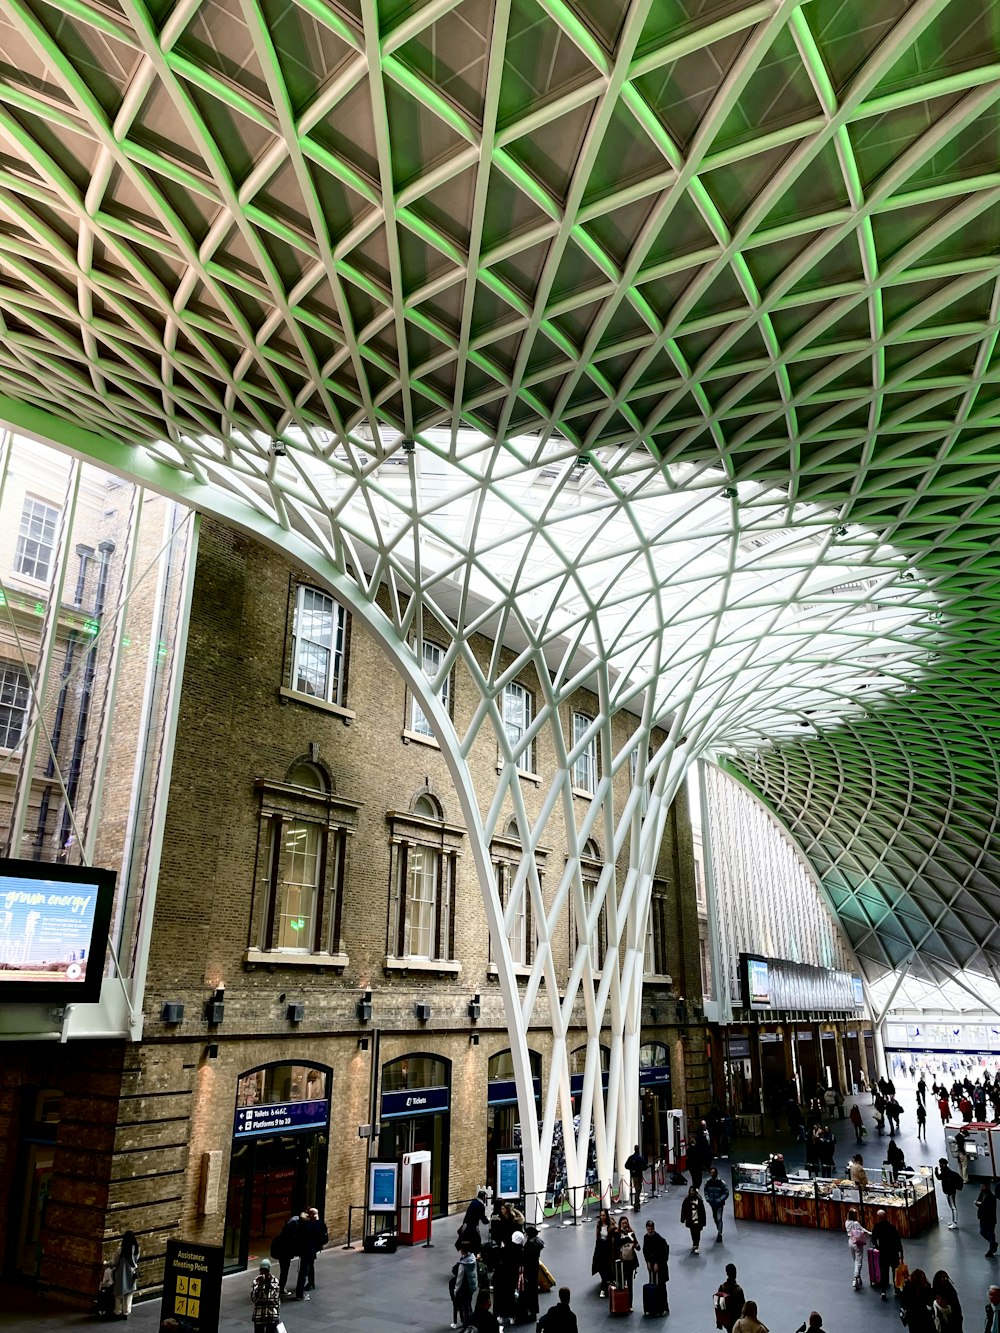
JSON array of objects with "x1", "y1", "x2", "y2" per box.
[
  {"x1": 223, "y1": 1063, "x2": 330, "y2": 1272},
  {"x1": 487, "y1": 1049, "x2": 542, "y2": 1191},
  {"x1": 379, "y1": 1054, "x2": 450, "y2": 1218},
  {"x1": 638, "y1": 1042, "x2": 673, "y2": 1166}
]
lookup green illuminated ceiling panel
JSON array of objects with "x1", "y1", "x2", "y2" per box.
[{"x1": 2, "y1": 0, "x2": 1000, "y2": 993}]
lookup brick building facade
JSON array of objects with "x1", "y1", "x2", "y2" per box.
[{"x1": 1, "y1": 473, "x2": 705, "y2": 1306}]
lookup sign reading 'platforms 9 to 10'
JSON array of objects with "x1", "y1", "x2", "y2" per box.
[
  {"x1": 233, "y1": 1097, "x2": 329, "y2": 1138},
  {"x1": 158, "y1": 1240, "x2": 223, "y2": 1333}
]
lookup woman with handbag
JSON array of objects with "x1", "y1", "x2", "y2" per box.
[
  {"x1": 844, "y1": 1208, "x2": 869, "y2": 1291},
  {"x1": 615, "y1": 1217, "x2": 640, "y2": 1301},
  {"x1": 591, "y1": 1208, "x2": 615, "y2": 1298},
  {"x1": 899, "y1": 1268, "x2": 934, "y2": 1333}
]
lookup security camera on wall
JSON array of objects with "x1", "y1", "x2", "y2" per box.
[{"x1": 0, "y1": 856, "x2": 116, "y2": 1003}]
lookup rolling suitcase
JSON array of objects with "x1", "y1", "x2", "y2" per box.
[
  {"x1": 868, "y1": 1247, "x2": 882, "y2": 1288},
  {"x1": 610, "y1": 1260, "x2": 632, "y2": 1316},
  {"x1": 643, "y1": 1282, "x2": 667, "y2": 1316},
  {"x1": 610, "y1": 1286, "x2": 632, "y2": 1316}
]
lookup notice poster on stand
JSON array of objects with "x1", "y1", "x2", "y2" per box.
[
  {"x1": 368, "y1": 1159, "x2": 399, "y2": 1213},
  {"x1": 158, "y1": 1240, "x2": 223, "y2": 1333},
  {"x1": 496, "y1": 1151, "x2": 521, "y2": 1200}
]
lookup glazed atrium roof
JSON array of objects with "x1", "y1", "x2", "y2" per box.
[{"x1": 2, "y1": 0, "x2": 1000, "y2": 1011}]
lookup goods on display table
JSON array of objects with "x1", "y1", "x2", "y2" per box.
[{"x1": 731, "y1": 1163, "x2": 937, "y2": 1238}]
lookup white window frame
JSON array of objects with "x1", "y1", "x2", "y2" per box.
[
  {"x1": 581, "y1": 871, "x2": 606, "y2": 971},
  {"x1": 0, "y1": 663, "x2": 31, "y2": 750},
  {"x1": 404, "y1": 843, "x2": 439, "y2": 959},
  {"x1": 14, "y1": 497, "x2": 59, "y2": 583},
  {"x1": 272, "y1": 818, "x2": 323, "y2": 952},
  {"x1": 291, "y1": 585, "x2": 347, "y2": 704},
  {"x1": 411, "y1": 639, "x2": 449, "y2": 737},
  {"x1": 503, "y1": 681, "x2": 534, "y2": 772},
  {"x1": 572, "y1": 712, "x2": 597, "y2": 793}
]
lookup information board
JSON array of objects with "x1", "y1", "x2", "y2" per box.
[
  {"x1": 234, "y1": 1097, "x2": 329, "y2": 1138},
  {"x1": 496, "y1": 1151, "x2": 521, "y2": 1200},
  {"x1": 368, "y1": 1159, "x2": 399, "y2": 1214},
  {"x1": 158, "y1": 1240, "x2": 223, "y2": 1333}
]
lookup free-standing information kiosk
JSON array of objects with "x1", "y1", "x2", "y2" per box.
[{"x1": 399, "y1": 1150, "x2": 432, "y2": 1244}]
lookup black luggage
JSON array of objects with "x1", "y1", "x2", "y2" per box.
[
  {"x1": 95, "y1": 1282, "x2": 116, "y2": 1321},
  {"x1": 643, "y1": 1282, "x2": 666, "y2": 1316}
]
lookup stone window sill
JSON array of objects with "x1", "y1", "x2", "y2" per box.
[
  {"x1": 496, "y1": 763, "x2": 541, "y2": 785},
  {"x1": 384, "y1": 956, "x2": 461, "y2": 975},
  {"x1": 244, "y1": 948, "x2": 349, "y2": 969},
  {"x1": 572, "y1": 786, "x2": 595, "y2": 801},
  {"x1": 402, "y1": 728, "x2": 439, "y2": 748},
  {"x1": 643, "y1": 973, "x2": 674, "y2": 988},
  {"x1": 278, "y1": 685, "x2": 356, "y2": 722},
  {"x1": 487, "y1": 962, "x2": 534, "y2": 980}
]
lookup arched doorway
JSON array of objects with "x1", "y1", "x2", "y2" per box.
[
  {"x1": 486, "y1": 1049, "x2": 542, "y2": 1190},
  {"x1": 223, "y1": 1062, "x2": 331, "y2": 1271},
  {"x1": 639, "y1": 1042, "x2": 673, "y2": 1164},
  {"x1": 378, "y1": 1054, "x2": 451, "y2": 1217}
]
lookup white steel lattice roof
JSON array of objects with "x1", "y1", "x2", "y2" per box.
[{"x1": 2, "y1": 0, "x2": 1000, "y2": 999}]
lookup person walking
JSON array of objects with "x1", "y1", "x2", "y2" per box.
[
  {"x1": 704, "y1": 1167, "x2": 730, "y2": 1242},
  {"x1": 689, "y1": 1122, "x2": 713, "y2": 1190},
  {"x1": 939, "y1": 1094, "x2": 953, "y2": 1126},
  {"x1": 250, "y1": 1258, "x2": 281, "y2": 1333},
  {"x1": 681, "y1": 1184, "x2": 708, "y2": 1254},
  {"x1": 848, "y1": 1154, "x2": 868, "y2": 1187},
  {"x1": 455, "y1": 1242, "x2": 480, "y2": 1329},
  {"x1": 293, "y1": 1207, "x2": 326, "y2": 1300},
  {"x1": 271, "y1": 1212, "x2": 300, "y2": 1296},
  {"x1": 459, "y1": 1191, "x2": 489, "y2": 1251},
  {"x1": 625, "y1": 1143, "x2": 647, "y2": 1212},
  {"x1": 917, "y1": 1101, "x2": 928, "y2": 1141},
  {"x1": 615, "y1": 1216, "x2": 640, "y2": 1301},
  {"x1": 732, "y1": 1299, "x2": 769, "y2": 1333},
  {"x1": 899, "y1": 1268, "x2": 934, "y2": 1333},
  {"x1": 537, "y1": 1287, "x2": 578, "y2": 1333},
  {"x1": 591, "y1": 1208, "x2": 615, "y2": 1298},
  {"x1": 795, "y1": 1314, "x2": 827, "y2": 1333},
  {"x1": 112, "y1": 1230, "x2": 140, "y2": 1320},
  {"x1": 977, "y1": 1182, "x2": 998, "y2": 1259},
  {"x1": 932, "y1": 1270, "x2": 962, "y2": 1333},
  {"x1": 642, "y1": 1220, "x2": 669, "y2": 1315},
  {"x1": 519, "y1": 1226, "x2": 544, "y2": 1321},
  {"x1": 845, "y1": 1206, "x2": 869, "y2": 1292},
  {"x1": 871, "y1": 1208, "x2": 904, "y2": 1302},
  {"x1": 936, "y1": 1158, "x2": 963, "y2": 1229},
  {"x1": 713, "y1": 1263, "x2": 745, "y2": 1333},
  {"x1": 956, "y1": 1131, "x2": 971, "y2": 1184},
  {"x1": 850, "y1": 1104, "x2": 864, "y2": 1143},
  {"x1": 983, "y1": 1283, "x2": 1000, "y2": 1333}
]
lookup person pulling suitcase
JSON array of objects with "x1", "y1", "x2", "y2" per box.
[{"x1": 642, "y1": 1220, "x2": 669, "y2": 1316}]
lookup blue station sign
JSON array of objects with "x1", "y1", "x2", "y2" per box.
[
  {"x1": 380, "y1": 1085, "x2": 450, "y2": 1119},
  {"x1": 234, "y1": 1097, "x2": 329, "y2": 1138}
]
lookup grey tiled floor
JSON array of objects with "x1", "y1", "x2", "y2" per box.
[{"x1": 5, "y1": 1078, "x2": 996, "y2": 1332}]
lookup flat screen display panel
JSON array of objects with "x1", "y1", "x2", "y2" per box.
[
  {"x1": 0, "y1": 858, "x2": 115, "y2": 1002},
  {"x1": 743, "y1": 954, "x2": 771, "y2": 1009}
]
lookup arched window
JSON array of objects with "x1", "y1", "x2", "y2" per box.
[
  {"x1": 251, "y1": 760, "x2": 358, "y2": 958},
  {"x1": 386, "y1": 796, "x2": 463, "y2": 964},
  {"x1": 574, "y1": 839, "x2": 606, "y2": 971}
]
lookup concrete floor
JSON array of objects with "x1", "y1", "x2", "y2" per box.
[{"x1": 5, "y1": 1073, "x2": 996, "y2": 1332}]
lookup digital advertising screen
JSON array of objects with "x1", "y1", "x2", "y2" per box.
[
  {"x1": 0, "y1": 857, "x2": 116, "y2": 1002},
  {"x1": 742, "y1": 954, "x2": 771, "y2": 1010}
]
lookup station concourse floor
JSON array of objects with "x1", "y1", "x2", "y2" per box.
[{"x1": 5, "y1": 1074, "x2": 996, "y2": 1333}]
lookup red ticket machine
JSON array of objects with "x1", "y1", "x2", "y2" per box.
[{"x1": 399, "y1": 1150, "x2": 432, "y2": 1244}]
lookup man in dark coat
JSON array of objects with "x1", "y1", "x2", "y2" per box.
[
  {"x1": 538, "y1": 1287, "x2": 578, "y2": 1333},
  {"x1": 625, "y1": 1144, "x2": 647, "y2": 1211},
  {"x1": 871, "y1": 1208, "x2": 904, "y2": 1301},
  {"x1": 977, "y1": 1181, "x2": 998, "y2": 1258},
  {"x1": 271, "y1": 1213, "x2": 300, "y2": 1296},
  {"x1": 459, "y1": 1191, "x2": 489, "y2": 1252},
  {"x1": 713, "y1": 1262, "x2": 745, "y2": 1333},
  {"x1": 642, "y1": 1220, "x2": 669, "y2": 1314},
  {"x1": 294, "y1": 1208, "x2": 326, "y2": 1300}
]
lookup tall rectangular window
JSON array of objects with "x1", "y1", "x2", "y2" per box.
[
  {"x1": 503, "y1": 681, "x2": 534, "y2": 772},
  {"x1": 273, "y1": 819, "x2": 322, "y2": 951},
  {"x1": 411, "y1": 640, "x2": 448, "y2": 737},
  {"x1": 581, "y1": 873, "x2": 606, "y2": 970},
  {"x1": 0, "y1": 664, "x2": 30, "y2": 749},
  {"x1": 405, "y1": 845, "x2": 438, "y2": 959},
  {"x1": 572, "y1": 712, "x2": 597, "y2": 793},
  {"x1": 291, "y1": 586, "x2": 347, "y2": 704},
  {"x1": 14, "y1": 497, "x2": 59, "y2": 583}
]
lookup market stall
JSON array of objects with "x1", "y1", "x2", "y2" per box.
[{"x1": 731, "y1": 1164, "x2": 938, "y2": 1238}]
